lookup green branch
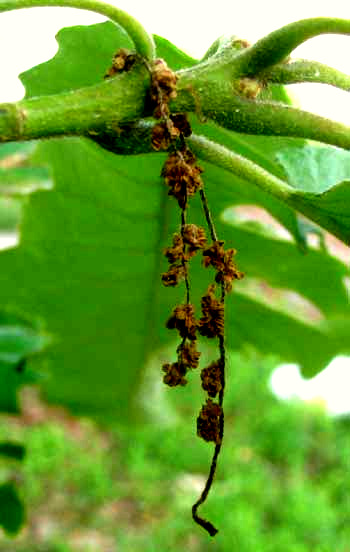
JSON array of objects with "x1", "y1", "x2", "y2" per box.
[
  {"x1": 0, "y1": 0, "x2": 155, "y2": 60},
  {"x1": 174, "y1": 70, "x2": 350, "y2": 149},
  {"x1": 262, "y1": 60, "x2": 350, "y2": 91},
  {"x1": 0, "y1": 11, "x2": 349, "y2": 151},
  {"x1": 189, "y1": 135, "x2": 293, "y2": 199},
  {"x1": 0, "y1": 60, "x2": 350, "y2": 151},
  {"x1": 233, "y1": 18, "x2": 350, "y2": 76},
  {"x1": 188, "y1": 135, "x2": 347, "y2": 242},
  {"x1": 0, "y1": 63, "x2": 150, "y2": 141}
]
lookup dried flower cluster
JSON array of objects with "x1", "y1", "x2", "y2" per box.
[
  {"x1": 166, "y1": 303, "x2": 197, "y2": 341},
  {"x1": 151, "y1": 113, "x2": 192, "y2": 151},
  {"x1": 162, "y1": 225, "x2": 207, "y2": 287},
  {"x1": 162, "y1": 148, "x2": 203, "y2": 208},
  {"x1": 104, "y1": 48, "x2": 137, "y2": 78},
  {"x1": 198, "y1": 284, "x2": 224, "y2": 339},
  {"x1": 161, "y1": 226, "x2": 205, "y2": 382},
  {"x1": 196, "y1": 240, "x2": 243, "y2": 446},
  {"x1": 203, "y1": 240, "x2": 244, "y2": 292},
  {"x1": 150, "y1": 58, "x2": 178, "y2": 119},
  {"x1": 150, "y1": 57, "x2": 243, "y2": 537},
  {"x1": 201, "y1": 360, "x2": 222, "y2": 398},
  {"x1": 149, "y1": 59, "x2": 206, "y2": 392},
  {"x1": 197, "y1": 399, "x2": 223, "y2": 444}
]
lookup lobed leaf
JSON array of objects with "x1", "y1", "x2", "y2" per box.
[
  {"x1": 0, "y1": 22, "x2": 346, "y2": 419},
  {"x1": 278, "y1": 145, "x2": 350, "y2": 244}
]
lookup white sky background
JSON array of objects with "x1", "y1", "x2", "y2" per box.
[{"x1": 0, "y1": 0, "x2": 349, "y2": 413}]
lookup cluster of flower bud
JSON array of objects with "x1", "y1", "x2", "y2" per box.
[
  {"x1": 203, "y1": 240, "x2": 244, "y2": 292},
  {"x1": 198, "y1": 284, "x2": 224, "y2": 339},
  {"x1": 195, "y1": 241, "x2": 243, "y2": 444},
  {"x1": 161, "y1": 148, "x2": 203, "y2": 209},
  {"x1": 162, "y1": 306, "x2": 201, "y2": 387},
  {"x1": 104, "y1": 48, "x2": 137, "y2": 78},
  {"x1": 150, "y1": 58, "x2": 178, "y2": 119},
  {"x1": 150, "y1": 52, "x2": 245, "y2": 532},
  {"x1": 196, "y1": 285, "x2": 224, "y2": 444},
  {"x1": 151, "y1": 114, "x2": 192, "y2": 151},
  {"x1": 201, "y1": 360, "x2": 222, "y2": 398},
  {"x1": 197, "y1": 399, "x2": 222, "y2": 445},
  {"x1": 161, "y1": 225, "x2": 207, "y2": 287}
]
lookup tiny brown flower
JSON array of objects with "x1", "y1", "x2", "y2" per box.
[
  {"x1": 151, "y1": 120, "x2": 181, "y2": 151},
  {"x1": 161, "y1": 264, "x2": 185, "y2": 287},
  {"x1": 162, "y1": 362, "x2": 187, "y2": 387},
  {"x1": 162, "y1": 149, "x2": 203, "y2": 208},
  {"x1": 170, "y1": 113, "x2": 192, "y2": 137},
  {"x1": 215, "y1": 248, "x2": 244, "y2": 292},
  {"x1": 164, "y1": 234, "x2": 184, "y2": 264},
  {"x1": 203, "y1": 241, "x2": 244, "y2": 292},
  {"x1": 202, "y1": 240, "x2": 226, "y2": 271},
  {"x1": 182, "y1": 224, "x2": 207, "y2": 256},
  {"x1": 178, "y1": 340, "x2": 201, "y2": 369},
  {"x1": 198, "y1": 285, "x2": 224, "y2": 338},
  {"x1": 150, "y1": 59, "x2": 178, "y2": 118},
  {"x1": 201, "y1": 360, "x2": 222, "y2": 397},
  {"x1": 166, "y1": 303, "x2": 197, "y2": 340},
  {"x1": 197, "y1": 399, "x2": 222, "y2": 444},
  {"x1": 104, "y1": 48, "x2": 137, "y2": 78}
]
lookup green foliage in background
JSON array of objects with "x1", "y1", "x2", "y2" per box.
[
  {"x1": 0, "y1": 142, "x2": 51, "y2": 230},
  {"x1": 0, "y1": 350, "x2": 350, "y2": 551}
]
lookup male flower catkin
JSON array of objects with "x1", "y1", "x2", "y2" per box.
[
  {"x1": 197, "y1": 399, "x2": 223, "y2": 445},
  {"x1": 162, "y1": 362, "x2": 187, "y2": 387},
  {"x1": 150, "y1": 56, "x2": 243, "y2": 536},
  {"x1": 198, "y1": 284, "x2": 225, "y2": 339},
  {"x1": 166, "y1": 303, "x2": 197, "y2": 341},
  {"x1": 203, "y1": 240, "x2": 244, "y2": 292},
  {"x1": 201, "y1": 360, "x2": 222, "y2": 398},
  {"x1": 162, "y1": 148, "x2": 203, "y2": 209}
]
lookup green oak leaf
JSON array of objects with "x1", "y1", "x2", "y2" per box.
[
  {"x1": 0, "y1": 21, "x2": 346, "y2": 419},
  {"x1": 277, "y1": 145, "x2": 350, "y2": 243},
  {"x1": 277, "y1": 144, "x2": 350, "y2": 193}
]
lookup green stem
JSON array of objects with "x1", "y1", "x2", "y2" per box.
[
  {"x1": 173, "y1": 73, "x2": 350, "y2": 149},
  {"x1": 233, "y1": 18, "x2": 350, "y2": 76},
  {"x1": 0, "y1": 0, "x2": 155, "y2": 60},
  {"x1": 0, "y1": 63, "x2": 150, "y2": 141},
  {"x1": 262, "y1": 60, "x2": 350, "y2": 91},
  {"x1": 188, "y1": 135, "x2": 347, "y2": 242},
  {"x1": 188, "y1": 134, "x2": 293, "y2": 201},
  {"x1": 1, "y1": 59, "x2": 350, "y2": 152}
]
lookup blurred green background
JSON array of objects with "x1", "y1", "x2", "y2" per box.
[{"x1": 1, "y1": 347, "x2": 350, "y2": 551}]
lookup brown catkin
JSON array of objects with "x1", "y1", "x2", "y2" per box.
[{"x1": 151, "y1": 56, "x2": 244, "y2": 537}]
